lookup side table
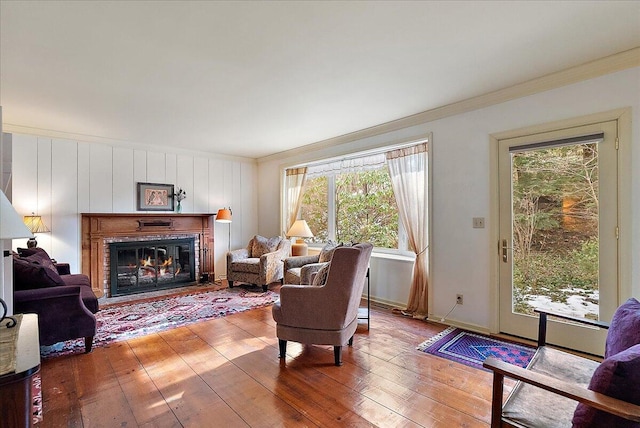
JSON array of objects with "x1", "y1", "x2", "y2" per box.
[
  {"x1": 357, "y1": 268, "x2": 370, "y2": 329},
  {"x1": 0, "y1": 313, "x2": 41, "y2": 428}
]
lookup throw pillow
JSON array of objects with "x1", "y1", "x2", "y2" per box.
[
  {"x1": 318, "y1": 241, "x2": 341, "y2": 263},
  {"x1": 605, "y1": 298, "x2": 640, "y2": 358},
  {"x1": 24, "y1": 252, "x2": 58, "y2": 273},
  {"x1": 13, "y1": 256, "x2": 66, "y2": 291},
  {"x1": 572, "y1": 343, "x2": 640, "y2": 427},
  {"x1": 251, "y1": 235, "x2": 281, "y2": 258},
  {"x1": 312, "y1": 262, "x2": 331, "y2": 286}
]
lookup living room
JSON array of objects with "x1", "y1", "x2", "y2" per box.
[{"x1": 1, "y1": 1, "x2": 640, "y2": 426}]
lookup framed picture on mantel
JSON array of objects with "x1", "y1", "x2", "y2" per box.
[{"x1": 137, "y1": 182, "x2": 174, "y2": 211}]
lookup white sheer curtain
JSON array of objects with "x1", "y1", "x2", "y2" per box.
[
  {"x1": 284, "y1": 167, "x2": 307, "y2": 234},
  {"x1": 386, "y1": 143, "x2": 429, "y2": 319}
]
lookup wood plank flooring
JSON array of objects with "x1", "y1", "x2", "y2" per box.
[{"x1": 38, "y1": 293, "x2": 513, "y2": 427}]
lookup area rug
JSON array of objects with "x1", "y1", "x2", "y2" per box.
[
  {"x1": 40, "y1": 286, "x2": 278, "y2": 359},
  {"x1": 417, "y1": 327, "x2": 536, "y2": 370}
]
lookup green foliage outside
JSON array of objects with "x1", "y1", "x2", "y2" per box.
[
  {"x1": 512, "y1": 144, "x2": 599, "y2": 318},
  {"x1": 300, "y1": 168, "x2": 399, "y2": 248}
]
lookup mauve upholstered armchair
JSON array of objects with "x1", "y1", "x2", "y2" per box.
[
  {"x1": 272, "y1": 242, "x2": 373, "y2": 366},
  {"x1": 227, "y1": 235, "x2": 291, "y2": 292}
]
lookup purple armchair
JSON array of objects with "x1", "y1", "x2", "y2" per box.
[{"x1": 13, "y1": 248, "x2": 98, "y2": 353}]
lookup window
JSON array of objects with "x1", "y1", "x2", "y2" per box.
[{"x1": 299, "y1": 155, "x2": 401, "y2": 250}]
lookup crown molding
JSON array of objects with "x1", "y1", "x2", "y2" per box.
[
  {"x1": 259, "y1": 47, "x2": 640, "y2": 164},
  {"x1": 1, "y1": 124, "x2": 256, "y2": 164}
]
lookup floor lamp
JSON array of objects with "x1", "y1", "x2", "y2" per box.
[
  {"x1": 1, "y1": 190, "x2": 34, "y2": 322},
  {"x1": 215, "y1": 208, "x2": 232, "y2": 280}
]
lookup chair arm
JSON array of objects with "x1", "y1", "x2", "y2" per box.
[
  {"x1": 284, "y1": 255, "x2": 320, "y2": 270},
  {"x1": 228, "y1": 248, "x2": 250, "y2": 262},
  {"x1": 483, "y1": 356, "x2": 640, "y2": 423},
  {"x1": 55, "y1": 263, "x2": 71, "y2": 275},
  {"x1": 15, "y1": 285, "x2": 82, "y2": 303},
  {"x1": 278, "y1": 284, "x2": 329, "y2": 324},
  {"x1": 535, "y1": 308, "x2": 610, "y2": 346}
]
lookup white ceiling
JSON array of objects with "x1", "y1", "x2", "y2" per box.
[{"x1": 1, "y1": 1, "x2": 639, "y2": 159}]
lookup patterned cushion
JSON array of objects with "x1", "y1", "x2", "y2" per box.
[
  {"x1": 605, "y1": 298, "x2": 640, "y2": 358},
  {"x1": 231, "y1": 258, "x2": 261, "y2": 274},
  {"x1": 572, "y1": 343, "x2": 640, "y2": 427},
  {"x1": 251, "y1": 235, "x2": 281, "y2": 258},
  {"x1": 312, "y1": 262, "x2": 331, "y2": 286},
  {"x1": 318, "y1": 241, "x2": 340, "y2": 263}
]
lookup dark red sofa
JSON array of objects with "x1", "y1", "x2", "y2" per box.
[{"x1": 13, "y1": 247, "x2": 98, "y2": 353}]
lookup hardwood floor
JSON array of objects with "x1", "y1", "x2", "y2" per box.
[{"x1": 39, "y1": 296, "x2": 512, "y2": 427}]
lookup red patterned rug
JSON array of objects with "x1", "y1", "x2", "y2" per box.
[
  {"x1": 417, "y1": 327, "x2": 536, "y2": 370},
  {"x1": 40, "y1": 285, "x2": 278, "y2": 359}
]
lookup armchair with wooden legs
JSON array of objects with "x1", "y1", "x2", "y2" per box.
[{"x1": 272, "y1": 243, "x2": 373, "y2": 366}]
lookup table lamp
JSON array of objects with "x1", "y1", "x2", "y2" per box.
[{"x1": 287, "y1": 219, "x2": 313, "y2": 256}]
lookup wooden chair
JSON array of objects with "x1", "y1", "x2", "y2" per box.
[{"x1": 484, "y1": 305, "x2": 640, "y2": 427}]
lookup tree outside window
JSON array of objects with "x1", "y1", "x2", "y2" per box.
[{"x1": 300, "y1": 167, "x2": 399, "y2": 249}]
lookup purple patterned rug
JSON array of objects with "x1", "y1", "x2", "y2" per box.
[
  {"x1": 417, "y1": 327, "x2": 536, "y2": 370},
  {"x1": 40, "y1": 285, "x2": 278, "y2": 359}
]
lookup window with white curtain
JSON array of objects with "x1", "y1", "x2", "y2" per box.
[{"x1": 297, "y1": 152, "x2": 406, "y2": 251}]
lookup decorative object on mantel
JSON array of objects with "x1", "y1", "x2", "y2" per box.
[
  {"x1": 287, "y1": 219, "x2": 314, "y2": 256},
  {"x1": 174, "y1": 188, "x2": 186, "y2": 213},
  {"x1": 23, "y1": 212, "x2": 50, "y2": 248},
  {"x1": 216, "y1": 207, "x2": 233, "y2": 252},
  {"x1": 136, "y1": 182, "x2": 174, "y2": 211}
]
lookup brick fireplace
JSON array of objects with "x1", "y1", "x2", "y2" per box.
[{"x1": 81, "y1": 213, "x2": 214, "y2": 298}]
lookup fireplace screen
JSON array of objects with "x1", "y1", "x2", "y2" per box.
[{"x1": 109, "y1": 238, "x2": 195, "y2": 296}]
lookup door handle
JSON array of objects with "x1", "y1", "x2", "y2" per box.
[{"x1": 501, "y1": 239, "x2": 511, "y2": 263}]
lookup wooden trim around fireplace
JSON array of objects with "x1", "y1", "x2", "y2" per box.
[{"x1": 81, "y1": 213, "x2": 214, "y2": 298}]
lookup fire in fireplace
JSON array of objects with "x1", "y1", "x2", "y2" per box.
[{"x1": 109, "y1": 238, "x2": 196, "y2": 296}]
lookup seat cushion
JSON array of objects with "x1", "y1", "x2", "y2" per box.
[
  {"x1": 605, "y1": 298, "x2": 640, "y2": 358},
  {"x1": 232, "y1": 258, "x2": 260, "y2": 274},
  {"x1": 251, "y1": 235, "x2": 281, "y2": 258},
  {"x1": 502, "y1": 346, "x2": 600, "y2": 428},
  {"x1": 572, "y1": 344, "x2": 640, "y2": 428}
]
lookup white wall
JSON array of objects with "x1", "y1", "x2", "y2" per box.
[
  {"x1": 9, "y1": 137, "x2": 259, "y2": 280},
  {"x1": 257, "y1": 67, "x2": 640, "y2": 331}
]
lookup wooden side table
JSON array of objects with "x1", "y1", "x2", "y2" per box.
[{"x1": 0, "y1": 314, "x2": 41, "y2": 428}]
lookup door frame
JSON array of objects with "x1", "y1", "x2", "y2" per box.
[{"x1": 488, "y1": 108, "x2": 632, "y2": 335}]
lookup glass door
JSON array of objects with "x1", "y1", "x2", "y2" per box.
[{"x1": 498, "y1": 121, "x2": 618, "y2": 355}]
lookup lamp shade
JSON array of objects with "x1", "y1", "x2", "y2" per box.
[
  {"x1": 215, "y1": 208, "x2": 232, "y2": 223},
  {"x1": 0, "y1": 191, "x2": 33, "y2": 239},
  {"x1": 23, "y1": 213, "x2": 50, "y2": 233},
  {"x1": 286, "y1": 219, "x2": 313, "y2": 238}
]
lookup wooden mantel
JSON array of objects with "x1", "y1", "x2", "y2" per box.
[{"x1": 81, "y1": 213, "x2": 215, "y2": 298}]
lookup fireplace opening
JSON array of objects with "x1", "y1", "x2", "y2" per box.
[{"x1": 109, "y1": 238, "x2": 196, "y2": 296}]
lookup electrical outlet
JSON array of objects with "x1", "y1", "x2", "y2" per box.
[
  {"x1": 472, "y1": 217, "x2": 485, "y2": 228},
  {"x1": 456, "y1": 294, "x2": 463, "y2": 305}
]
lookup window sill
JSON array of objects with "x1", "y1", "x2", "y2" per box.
[{"x1": 371, "y1": 251, "x2": 415, "y2": 262}]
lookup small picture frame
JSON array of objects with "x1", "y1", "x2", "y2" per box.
[{"x1": 137, "y1": 182, "x2": 174, "y2": 211}]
